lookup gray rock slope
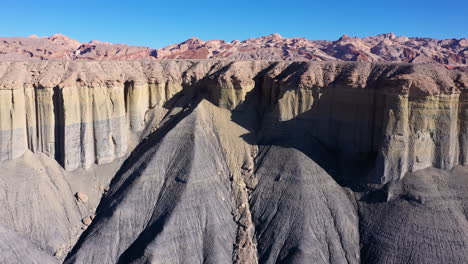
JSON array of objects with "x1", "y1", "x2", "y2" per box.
[
  {"x1": 0, "y1": 223, "x2": 58, "y2": 264},
  {"x1": 359, "y1": 166, "x2": 468, "y2": 263},
  {"x1": 251, "y1": 146, "x2": 359, "y2": 264},
  {"x1": 0, "y1": 151, "x2": 81, "y2": 259},
  {"x1": 65, "y1": 100, "x2": 238, "y2": 263}
]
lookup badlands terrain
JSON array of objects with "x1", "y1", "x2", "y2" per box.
[
  {"x1": 0, "y1": 33, "x2": 468, "y2": 264},
  {"x1": 0, "y1": 33, "x2": 467, "y2": 67}
]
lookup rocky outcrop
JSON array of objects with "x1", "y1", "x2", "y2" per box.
[
  {"x1": 1, "y1": 33, "x2": 467, "y2": 67},
  {"x1": 159, "y1": 33, "x2": 467, "y2": 66},
  {"x1": 0, "y1": 34, "x2": 153, "y2": 61}
]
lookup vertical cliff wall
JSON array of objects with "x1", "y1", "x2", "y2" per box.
[
  {"x1": 256, "y1": 62, "x2": 467, "y2": 183},
  {"x1": 0, "y1": 61, "x2": 466, "y2": 183}
]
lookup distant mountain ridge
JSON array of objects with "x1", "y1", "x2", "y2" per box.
[{"x1": 0, "y1": 33, "x2": 466, "y2": 67}]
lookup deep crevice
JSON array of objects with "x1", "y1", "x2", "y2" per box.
[
  {"x1": 52, "y1": 86, "x2": 65, "y2": 166},
  {"x1": 123, "y1": 80, "x2": 132, "y2": 114}
]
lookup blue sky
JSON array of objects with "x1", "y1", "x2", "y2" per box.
[{"x1": 1, "y1": 0, "x2": 467, "y2": 48}]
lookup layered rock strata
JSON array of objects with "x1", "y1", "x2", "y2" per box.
[
  {"x1": 1, "y1": 33, "x2": 467, "y2": 67},
  {"x1": 0, "y1": 61, "x2": 466, "y2": 183}
]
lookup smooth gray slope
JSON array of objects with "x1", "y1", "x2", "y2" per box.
[
  {"x1": 0, "y1": 223, "x2": 58, "y2": 264},
  {"x1": 65, "y1": 101, "x2": 237, "y2": 263},
  {"x1": 0, "y1": 151, "x2": 82, "y2": 257},
  {"x1": 0, "y1": 145, "x2": 122, "y2": 263},
  {"x1": 251, "y1": 146, "x2": 359, "y2": 264},
  {"x1": 359, "y1": 166, "x2": 468, "y2": 263}
]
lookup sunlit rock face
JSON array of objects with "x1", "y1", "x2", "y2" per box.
[
  {"x1": 0, "y1": 60, "x2": 468, "y2": 263},
  {"x1": 1, "y1": 33, "x2": 467, "y2": 68},
  {"x1": 1, "y1": 61, "x2": 466, "y2": 182}
]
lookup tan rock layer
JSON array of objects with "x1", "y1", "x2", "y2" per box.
[{"x1": 0, "y1": 61, "x2": 466, "y2": 183}]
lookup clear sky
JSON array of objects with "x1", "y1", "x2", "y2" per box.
[{"x1": 1, "y1": 0, "x2": 467, "y2": 48}]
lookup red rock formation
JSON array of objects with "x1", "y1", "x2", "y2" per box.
[{"x1": 0, "y1": 33, "x2": 466, "y2": 68}]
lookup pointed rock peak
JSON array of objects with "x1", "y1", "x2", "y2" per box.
[
  {"x1": 460, "y1": 38, "x2": 468, "y2": 47},
  {"x1": 379, "y1": 33, "x2": 397, "y2": 39},
  {"x1": 338, "y1": 34, "x2": 351, "y2": 41},
  {"x1": 182, "y1": 37, "x2": 204, "y2": 45},
  {"x1": 48, "y1": 33, "x2": 67, "y2": 39},
  {"x1": 187, "y1": 36, "x2": 202, "y2": 42},
  {"x1": 47, "y1": 33, "x2": 81, "y2": 48},
  {"x1": 28, "y1": 34, "x2": 39, "y2": 38},
  {"x1": 266, "y1": 33, "x2": 283, "y2": 40},
  {"x1": 47, "y1": 33, "x2": 77, "y2": 42}
]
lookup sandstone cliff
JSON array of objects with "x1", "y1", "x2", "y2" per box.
[
  {"x1": 0, "y1": 61, "x2": 466, "y2": 183},
  {"x1": 1, "y1": 60, "x2": 468, "y2": 263}
]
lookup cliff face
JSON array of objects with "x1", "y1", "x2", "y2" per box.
[
  {"x1": 1, "y1": 60, "x2": 468, "y2": 263},
  {"x1": 0, "y1": 61, "x2": 466, "y2": 183}
]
